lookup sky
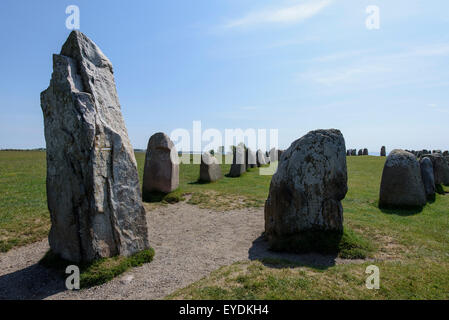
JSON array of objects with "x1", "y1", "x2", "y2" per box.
[{"x1": 0, "y1": 0, "x2": 448, "y2": 153}]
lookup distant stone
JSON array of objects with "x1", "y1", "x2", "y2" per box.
[
  {"x1": 229, "y1": 145, "x2": 246, "y2": 177},
  {"x1": 143, "y1": 132, "x2": 179, "y2": 196},
  {"x1": 264, "y1": 129, "x2": 348, "y2": 250},
  {"x1": 363, "y1": 148, "x2": 368, "y2": 156},
  {"x1": 379, "y1": 149, "x2": 426, "y2": 208},
  {"x1": 200, "y1": 152, "x2": 222, "y2": 182},
  {"x1": 426, "y1": 153, "x2": 449, "y2": 185},
  {"x1": 351, "y1": 149, "x2": 356, "y2": 156},
  {"x1": 358, "y1": 149, "x2": 363, "y2": 156},
  {"x1": 269, "y1": 148, "x2": 278, "y2": 162},
  {"x1": 277, "y1": 150, "x2": 284, "y2": 161},
  {"x1": 420, "y1": 157, "x2": 435, "y2": 199},
  {"x1": 380, "y1": 146, "x2": 386, "y2": 157},
  {"x1": 246, "y1": 148, "x2": 257, "y2": 169},
  {"x1": 40, "y1": 31, "x2": 149, "y2": 263},
  {"x1": 256, "y1": 149, "x2": 267, "y2": 166}
]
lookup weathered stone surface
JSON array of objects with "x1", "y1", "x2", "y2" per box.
[
  {"x1": 380, "y1": 146, "x2": 386, "y2": 157},
  {"x1": 264, "y1": 129, "x2": 348, "y2": 247},
  {"x1": 420, "y1": 157, "x2": 435, "y2": 198},
  {"x1": 425, "y1": 153, "x2": 449, "y2": 185},
  {"x1": 143, "y1": 132, "x2": 179, "y2": 195},
  {"x1": 200, "y1": 152, "x2": 222, "y2": 182},
  {"x1": 228, "y1": 145, "x2": 246, "y2": 177},
  {"x1": 256, "y1": 149, "x2": 267, "y2": 166},
  {"x1": 379, "y1": 149, "x2": 426, "y2": 208},
  {"x1": 246, "y1": 148, "x2": 257, "y2": 169},
  {"x1": 363, "y1": 148, "x2": 368, "y2": 156},
  {"x1": 40, "y1": 31, "x2": 149, "y2": 263}
]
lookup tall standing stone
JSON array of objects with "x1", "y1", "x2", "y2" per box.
[
  {"x1": 246, "y1": 148, "x2": 257, "y2": 169},
  {"x1": 380, "y1": 146, "x2": 386, "y2": 157},
  {"x1": 363, "y1": 148, "x2": 368, "y2": 156},
  {"x1": 264, "y1": 129, "x2": 348, "y2": 250},
  {"x1": 40, "y1": 31, "x2": 149, "y2": 263},
  {"x1": 256, "y1": 149, "x2": 267, "y2": 166},
  {"x1": 228, "y1": 145, "x2": 246, "y2": 177},
  {"x1": 269, "y1": 148, "x2": 278, "y2": 162},
  {"x1": 379, "y1": 149, "x2": 426, "y2": 208},
  {"x1": 200, "y1": 152, "x2": 222, "y2": 182},
  {"x1": 143, "y1": 132, "x2": 179, "y2": 197},
  {"x1": 420, "y1": 157, "x2": 435, "y2": 199},
  {"x1": 425, "y1": 153, "x2": 449, "y2": 185}
]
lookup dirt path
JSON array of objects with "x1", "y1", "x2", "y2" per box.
[{"x1": 0, "y1": 201, "x2": 341, "y2": 300}]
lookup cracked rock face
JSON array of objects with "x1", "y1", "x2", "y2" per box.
[
  {"x1": 40, "y1": 31, "x2": 149, "y2": 263},
  {"x1": 142, "y1": 132, "x2": 179, "y2": 195},
  {"x1": 264, "y1": 129, "x2": 348, "y2": 245},
  {"x1": 379, "y1": 149, "x2": 426, "y2": 208}
]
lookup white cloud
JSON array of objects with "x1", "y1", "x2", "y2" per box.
[{"x1": 223, "y1": 0, "x2": 333, "y2": 29}]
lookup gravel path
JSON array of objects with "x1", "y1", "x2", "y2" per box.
[{"x1": 0, "y1": 201, "x2": 340, "y2": 300}]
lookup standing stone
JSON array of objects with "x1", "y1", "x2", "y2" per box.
[
  {"x1": 380, "y1": 146, "x2": 386, "y2": 157},
  {"x1": 246, "y1": 148, "x2": 257, "y2": 169},
  {"x1": 277, "y1": 150, "x2": 283, "y2": 161},
  {"x1": 425, "y1": 153, "x2": 449, "y2": 185},
  {"x1": 351, "y1": 149, "x2": 357, "y2": 156},
  {"x1": 363, "y1": 148, "x2": 368, "y2": 156},
  {"x1": 358, "y1": 149, "x2": 363, "y2": 156},
  {"x1": 143, "y1": 132, "x2": 179, "y2": 197},
  {"x1": 228, "y1": 145, "x2": 246, "y2": 177},
  {"x1": 269, "y1": 148, "x2": 278, "y2": 162},
  {"x1": 256, "y1": 149, "x2": 267, "y2": 166},
  {"x1": 379, "y1": 149, "x2": 426, "y2": 208},
  {"x1": 420, "y1": 157, "x2": 435, "y2": 199},
  {"x1": 40, "y1": 31, "x2": 149, "y2": 263},
  {"x1": 200, "y1": 152, "x2": 222, "y2": 182},
  {"x1": 264, "y1": 129, "x2": 348, "y2": 250}
]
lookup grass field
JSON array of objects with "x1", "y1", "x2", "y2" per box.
[{"x1": 1, "y1": 151, "x2": 448, "y2": 299}]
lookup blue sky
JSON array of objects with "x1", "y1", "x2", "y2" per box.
[{"x1": 0, "y1": 0, "x2": 448, "y2": 153}]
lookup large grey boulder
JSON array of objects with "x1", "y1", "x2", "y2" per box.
[
  {"x1": 379, "y1": 149, "x2": 426, "y2": 208},
  {"x1": 256, "y1": 149, "x2": 267, "y2": 166},
  {"x1": 420, "y1": 157, "x2": 435, "y2": 199},
  {"x1": 425, "y1": 153, "x2": 449, "y2": 185},
  {"x1": 143, "y1": 132, "x2": 179, "y2": 196},
  {"x1": 380, "y1": 146, "x2": 386, "y2": 157},
  {"x1": 363, "y1": 148, "x2": 368, "y2": 156},
  {"x1": 228, "y1": 145, "x2": 246, "y2": 177},
  {"x1": 200, "y1": 152, "x2": 222, "y2": 182},
  {"x1": 264, "y1": 129, "x2": 348, "y2": 249},
  {"x1": 40, "y1": 31, "x2": 149, "y2": 263},
  {"x1": 358, "y1": 149, "x2": 363, "y2": 156}
]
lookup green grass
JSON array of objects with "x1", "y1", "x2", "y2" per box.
[
  {"x1": 2, "y1": 152, "x2": 449, "y2": 299},
  {"x1": 0, "y1": 151, "x2": 49, "y2": 252},
  {"x1": 39, "y1": 248, "x2": 155, "y2": 289}
]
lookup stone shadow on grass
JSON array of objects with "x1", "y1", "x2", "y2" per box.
[
  {"x1": 0, "y1": 263, "x2": 65, "y2": 299},
  {"x1": 379, "y1": 204, "x2": 423, "y2": 216},
  {"x1": 247, "y1": 235, "x2": 337, "y2": 270}
]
